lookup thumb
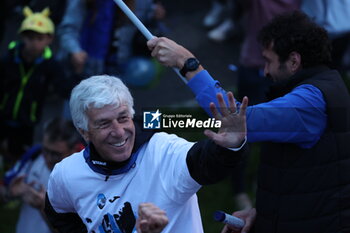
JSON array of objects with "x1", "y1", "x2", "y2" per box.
[
  {"x1": 241, "y1": 224, "x2": 251, "y2": 233},
  {"x1": 204, "y1": 130, "x2": 226, "y2": 147},
  {"x1": 204, "y1": 129, "x2": 217, "y2": 141},
  {"x1": 139, "y1": 220, "x2": 149, "y2": 232}
]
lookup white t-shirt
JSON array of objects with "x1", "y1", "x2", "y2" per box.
[{"x1": 47, "y1": 132, "x2": 203, "y2": 233}]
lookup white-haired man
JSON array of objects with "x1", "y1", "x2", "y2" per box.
[{"x1": 44, "y1": 75, "x2": 248, "y2": 233}]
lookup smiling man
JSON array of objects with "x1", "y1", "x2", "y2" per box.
[{"x1": 44, "y1": 75, "x2": 248, "y2": 233}]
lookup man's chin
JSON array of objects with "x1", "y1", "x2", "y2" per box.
[
  {"x1": 111, "y1": 149, "x2": 132, "y2": 162},
  {"x1": 115, "y1": 155, "x2": 132, "y2": 162}
]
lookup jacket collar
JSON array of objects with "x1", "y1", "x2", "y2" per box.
[
  {"x1": 10, "y1": 41, "x2": 52, "y2": 65},
  {"x1": 266, "y1": 66, "x2": 330, "y2": 100}
]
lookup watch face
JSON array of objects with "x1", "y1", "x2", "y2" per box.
[
  {"x1": 186, "y1": 58, "x2": 199, "y2": 71},
  {"x1": 180, "y1": 57, "x2": 200, "y2": 77}
]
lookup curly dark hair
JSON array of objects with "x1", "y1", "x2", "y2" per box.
[{"x1": 258, "y1": 10, "x2": 332, "y2": 68}]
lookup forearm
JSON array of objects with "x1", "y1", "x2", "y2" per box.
[
  {"x1": 44, "y1": 193, "x2": 87, "y2": 233},
  {"x1": 186, "y1": 139, "x2": 246, "y2": 185},
  {"x1": 57, "y1": 0, "x2": 85, "y2": 54}
]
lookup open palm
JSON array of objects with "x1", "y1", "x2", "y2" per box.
[{"x1": 204, "y1": 92, "x2": 248, "y2": 148}]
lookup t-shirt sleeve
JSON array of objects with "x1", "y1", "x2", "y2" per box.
[
  {"x1": 47, "y1": 162, "x2": 75, "y2": 213},
  {"x1": 152, "y1": 133, "x2": 201, "y2": 204}
]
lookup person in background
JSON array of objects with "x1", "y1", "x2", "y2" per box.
[
  {"x1": 235, "y1": 0, "x2": 301, "y2": 105},
  {"x1": 56, "y1": 0, "x2": 167, "y2": 119},
  {"x1": 204, "y1": 0, "x2": 244, "y2": 43},
  {"x1": 1, "y1": 117, "x2": 84, "y2": 233},
  {"x1": 0, "y1": 6, "x2": 70, "y2": 169},
  {"x1": 147, "y1": 10, "x2": 350, "y2": 233},
  {"x1": 301, "y1": 0, "x2": 350, "y2": 73},
  {"x1": 56, "y1": 0, "x2": 166, "y2": 77}
]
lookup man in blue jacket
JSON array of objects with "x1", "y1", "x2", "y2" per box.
[{"x1": 148, "y1": 10, "x2": 350, "y2": 233}]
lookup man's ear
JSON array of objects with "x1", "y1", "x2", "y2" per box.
[
  {"x1": 288, "y1": 51, "x2": 302, "y2": 72},
  {"x1": 79, "y1": 128, "x2": 89, "y2": 142}
]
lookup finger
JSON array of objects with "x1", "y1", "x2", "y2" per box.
[
  {"x1": 239, "y1": 96, "x2": 249, "y2": 117},
  {"x1": 139, "y1": 203, "x2": 165, "y2": 219},
  {"x1": 209, "y1": 102, "x2": 222, "y2": 119},
  {"x1": 136, "y1": 220, "x2": 141, "y2": 233},
  {"x1": 138, "y1": 205, "x2": 146, "y2": 219},
  {"x1": 139, "y1": 220, "x2": 149, "y2": 232},
  {"x1": 241, "y1": 208, "x2": 255, "y2": 233},
  {"x1": 151, "y1": 45, "x2": 162, "y2": 59},
  {"x1": 146, "y1": 36, "x2": 159, "y2": 50},
  {"x1": 220, "y1": 225, "x2": 230, "y2": 233},
  {"x1": 139, "y1": 203, "x2": 156, "y2": 212},
  {"x1": 143, "y1": 207, "x2": 166, "y2": 217},
  {"x1": 143, "y1": 207, "x2": 167, "y2": 219},
  {"x1": 241, "y1": 223, "x2": 251, "y2": 233},
  {"x1": 227, "y1": 92, "x2": 237, "y2": 114},
  {"x1": 221, "y1": 224, "x2": 237, "y2": 233},
  {"x1": 216, "y1": 93, "x2": 230, "y2": 116},
  {"x1": 148, "y1": 215, "x2": 168, "y2": 231}
]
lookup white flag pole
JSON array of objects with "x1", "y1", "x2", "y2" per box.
[{"x1": 113, "y1": 0, "x2": 188, "y2": 83}]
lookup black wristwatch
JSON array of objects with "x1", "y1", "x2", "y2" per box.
[{"x1": 180, "y1": 58, "x2": 200, "y2": 77}]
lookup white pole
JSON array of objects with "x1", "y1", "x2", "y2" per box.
[{"x1": 113, "y1": 0, "x2": 188, "y2": 83}]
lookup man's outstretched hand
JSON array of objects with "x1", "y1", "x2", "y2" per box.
[{"x1": 204, "y1": 92, "x2": 248, "y2": 148}]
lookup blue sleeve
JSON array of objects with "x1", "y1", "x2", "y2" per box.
[
  {"x1": 247, "y1": 85, "x2": 327, "y2": 148},
  {"x1": 187, "y1": 70, "x2": 327, "y2": 148},
  {"x1": 187, "y1": 70, "x2": 227, "y2": 117}
]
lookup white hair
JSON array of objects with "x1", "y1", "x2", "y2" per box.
[{"x1": 69, "y1": 75, "x2": 135, "y2": 131}]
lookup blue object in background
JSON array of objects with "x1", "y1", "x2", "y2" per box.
[{"x1": 122, "y1": 56, "x2": 159, "y2": 89}]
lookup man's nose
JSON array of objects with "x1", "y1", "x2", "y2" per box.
[{"x1": 110, "y1": 120, "x2": 124, "y2": 137}]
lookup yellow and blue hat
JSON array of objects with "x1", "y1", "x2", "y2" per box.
[{"x1": 19, "y1": 6, "x2": 54, "y2": 34}]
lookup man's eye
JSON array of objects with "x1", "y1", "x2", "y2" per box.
[
  {"x1": 118, "y1": 116, "x2": 129, "y2": 123},
  {"x1": 97, "y1": 121, "x2": 110, "y2": 128}
]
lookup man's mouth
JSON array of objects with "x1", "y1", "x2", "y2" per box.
[{"x1": 112, "y1": 139, "x2": 127, "y2": 147}]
